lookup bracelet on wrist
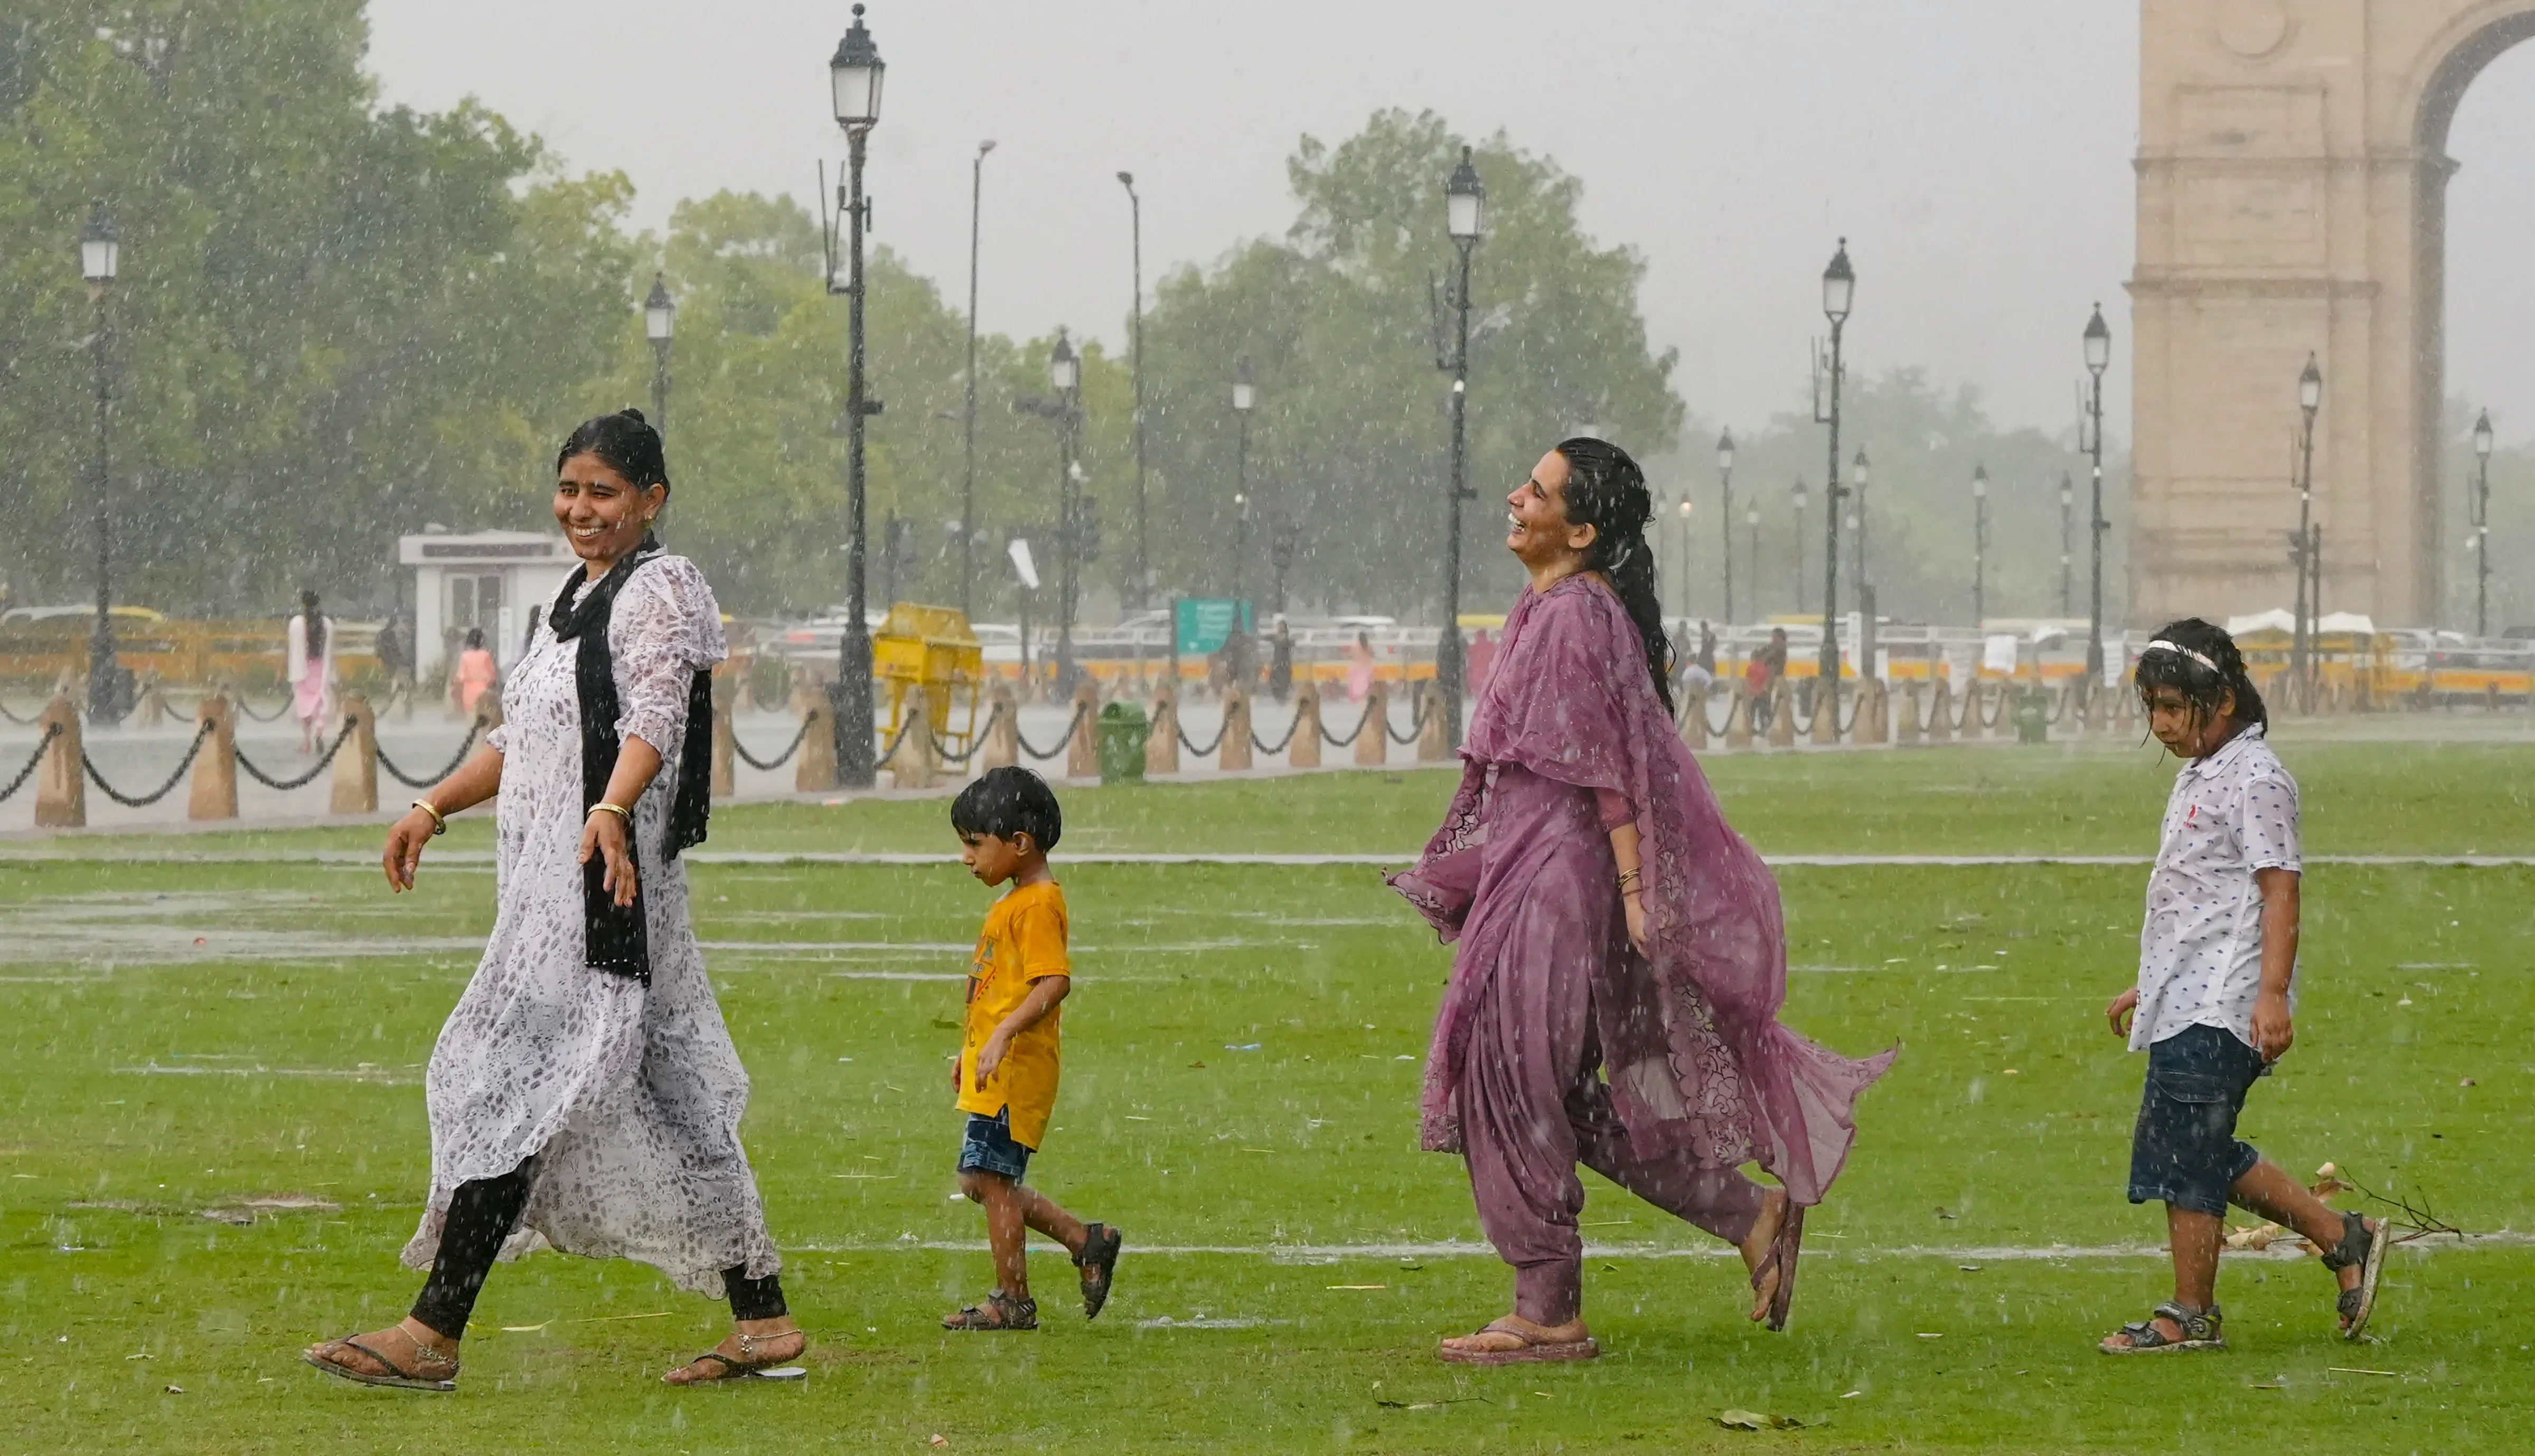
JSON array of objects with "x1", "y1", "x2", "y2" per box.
[
  {"x1": 588, "y1": 801, "x2": 632, "y2": 824},
  {"x1": 410, "y1": 800, "x2": 447, "y2": 835}
]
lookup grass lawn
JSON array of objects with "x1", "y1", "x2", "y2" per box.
[{"x1": 5, "y1": 740, "x2": 2533, "y2": 1451}]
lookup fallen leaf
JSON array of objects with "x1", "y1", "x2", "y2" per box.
[
  {"x1": 2461, "y1": 1077, "x2": 2477, "y2": 1087},
  {"x1": 2328, "y1": 1367, "x2": 2399, "y2": 1377},
  {"x1": 1917, "y1": 1332, "x2": 1944, "y2": 1339},
  {"x1": 1959, "y1": 1264, "x2": 1983, "y2": 1273},
  {"x1": 929, "y1": 1437, "x2": 949, "y2": 1448},
  {"x1": 1716, "y1": 1409, "x2": 1805, "y2": 1430},
  {"x1": 164, "y1": 1385, "x2": 184, "y2": 1394},
  {"x1": 1326, "y1": 1284, "x2": 1386, "y2": 1291},
  {"x1": 1841, "y1": 1390, "x2": 1863, "y2": 1399},
  {"x1": 498, "y1": 1322, "x2": 549, "y2": 1333},
  {"x1": 565, "y1": 1311, "x2": 672, "y2": 1324},
  {"x1": 1188, "y1": 1061, "x2": 1206, "y2": 1069},
  {"x1": 1933, "y1": 1207, "x2": 1957, "y2": 1219}
]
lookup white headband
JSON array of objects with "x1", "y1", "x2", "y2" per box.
[{"x1": 2143, "y1": 638, "x2": 2220, "y2": 674}]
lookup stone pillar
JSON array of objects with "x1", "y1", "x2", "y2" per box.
[
  {"x1": 1896, "y1": 681, "x2": 1922, "y2": 746},
  {"x1": 1354, "y1": 680, "x2": 1389, "y2": 766},
  {"x1": 1219, "y1": 688, "x2": 1254, "y2": 772},
  {"x1": 189, "y1": 693, "x2": 238, "y2": 822},
  {"x1": 711, "y1": 687, "x2": 736, "y2": 799},
  {"x1": 1862, "y1": 679, "x2": 1890, "y2": 746},
  {"x1": 1767, "y1": 678, "x2": 1796, "y2": 749},
  {"x1": 1679, "y1": 684, "x2": 1708, "y2": 751},
  {"x1": 792, "y1": 687, "x2": 837, "y2": 792},
  {"x1": 1146, "y1": 684, "x2": 1180, "y2": 776},
  {"x1": 887, "y1": 685, "x2": 939, "y2": 790},
  {"x1": 1065, "y1": 681, "x2": 1100, "y2": 781},
  {"x1": 1289, "y1": 685, "x2": 1323, "y2": 768},
  {"x1": 33, "y1": 693, "x2": 83, "y2": 829},
  {"x1": 1809, "y1": 679, "x2": 1841, "y2": 746},
  {"x1": 1928, "y1": 679, "x2": 1955, "y2": 744},
  {"x1": 2116, "y1": 679, "x2": 2138, "y2": 737},
  {"x1": 2086, "y1": 680, "x2": 2110, "y2": 736},
  {"x1": 980, "y1": 682, "x2": 1020, "y2": 773},
  {"x1": 1724, "y1": 684, "x2": 1754, "y2": 750},
  {"x1": 1415, "y1": 680, "x2": 1451, "y2": 761},
  {"x1": 134, "y1": 669, "x2": 168, "y2": 728},
  {"x1": 330, "y1": 693, "x2": 378, "y2": 815}
]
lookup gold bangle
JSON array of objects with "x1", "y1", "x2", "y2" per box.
[
  {"x1": 411, "y1": 800, "x2": 447, "y2": 835},
  {"x1": 588, "y1": 801, "x2": 632, "y2": 824}
]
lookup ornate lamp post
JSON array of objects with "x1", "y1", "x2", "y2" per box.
[
  {"x1": 1049, "y1": 332, "x2": 1084, "y2": 691},
  {"x1": 825, "y1": 2, "x2": 886, "y2": 785},
  {"x1": 644, "y1": 272, "x2": 675, "y2": 440},
  {"x1": 1791, "y1": 478, "x2": 1809, "y2": 613},
  {"x1": 1971, "y1": 463, "x2": 1989, "y2": 631},
  {"x1": 80, "y1": 201, "x2": 130, "y2": 725},
  {"x1": 2290, "y1": 352, "x2": 2322, "y2": 707},
  {"x1": 962, "y1": 139, "x2": 995, "y2": 620},
  {"x1": 1814, "y1": 240, "x2": 1854, "y2": 690},
  {"x1": 2059, "y1": 471, "x2": 2075, "y2": 616},
  {"x1": 1852, "y1": 447, "x2": 1874, "y2": 677},
  {"x1": 1676, "y1": 497, "x2": 1695, "y2": 620},
  {"x1": 1231, "y1": 358, "x2": 1255, "y2": 607},
  {"x1": 2082, "y1": 302, "x2": 2112, "y2": 701},
  {"x1": 1434, "y1": 145, "x2": 1486, "y2": 744},
  {"x1": 1715, "y1": 428, "x2": 1736, "y2": 622},
  {"x1": 1744, "y1": 500, "x2": 1760, "y2": 620},
  {"x1": 2474, "y1": 409, "x2": 2495, "y2": 636},
  {"x1": 1118, "y1": 170, "x2": 1149, "y2": 608}
]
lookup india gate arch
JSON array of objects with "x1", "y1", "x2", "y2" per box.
[{"x1": 2133, "y1": 0, "x2": 2535, "y2": 629}]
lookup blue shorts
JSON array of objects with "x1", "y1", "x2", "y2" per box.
[
  {"x1": 957, "y1": 1109, "x2": 1032, "y2": 1181},
  {"x1": 2128, "y1": 1023, "x2": 2268, "y2": 1217}
]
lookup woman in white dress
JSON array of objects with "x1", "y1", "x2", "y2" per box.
[
  {"x1": 286, "y1": 589, "x2": 336, "y2": 753},
  {"x1": 305, "y1": 409, "x2": 803, "y2": 1391}
]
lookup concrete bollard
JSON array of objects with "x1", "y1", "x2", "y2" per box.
[
  {"x1": 792, "y1": 688, "x2": 838, "y2": 792},
  {"x1": 1146, "y1": 685, "x2": 1180, "y2": 776},
  {"x1": 1289, "y1": 685, "x2": 1323, "y2": 768},
  {"x1": 1065, "y1": 681, "x2": 1101, "y2": 781},
  {"x1": 1354, "y1": 680, "x2": 1390, "y2": 766},
  {"x1": 330, "y1": 693, "x2": 379, "y2": 815},
  {"x1": 1679, "y1": 683, "x2": 1708, "y2": 751},
  {"x1": 981, "y1": 683, "x2": 1020, "y2": 773},
  {"x1": 887, "y1": 686, "x2": 939, "y2": 790},
  {"x1": 1768, "y1": 678, "x2": 1797, "y2": 749},
  {"x1": 2086, "y1": 680, "x2": 2110, "y2": 736},
  {"x1": 1895, "y1": 681, "x2": 1921, "y2": 745},
  {"x1": 134, "y1": 670, "x2": 168, "y2": 728},
  {"x1": 1416, "y1": 680, "x2": 1452, "y2": 762},
  {"x1": 1219, "y1": 688, "x2": 1254, "y2": 772},
  {"x1": 34, "y1": 693, "x2": 84, "y2": 829},
  {"x1": 711, "y1": 685, "x2": 736, "y2": 799},
  {"x1": 1810, "y1": 679, "x2": 1842, "y2": 746},
  {"x1": 2116, "y1": 679, "x2": 2138, "y2": 737},
  {"x1": 188, "y1": 693, "x2": 238, "y2": 822},
  {"x1": 1724, "y1": 683, "x2": 1754, "y2": 750}
]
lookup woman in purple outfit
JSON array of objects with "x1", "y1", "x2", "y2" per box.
[{"x1": 1391, "y1": 438, "x2": 1895, "y2": 1365}]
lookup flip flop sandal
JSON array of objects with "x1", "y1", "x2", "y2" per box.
[
  {"x1": 2321, "y1": 1211, "x2": 2389, "y2": 1340},
  {"x1": 1754, "y1": 1202, "x2": 1805, "y2": 1333},
  {"x1": 2100, "y1": 1301, "x2": 2224, "y2": 1354},
  {"x1": 1436, "y1": 1317, "x2": 1600, "y2": 1365},
  {"x1": 304, "y1": 1333, "x2": 459, "y2": 1393},
  {"x1": 1074, "y1": 1223, "x2": 1123, "y2": 1320},
  {"x1": 664, "y1": 1331, "x2": 809, "y2": 1384},
  {"x1": 942, "y1": 1290, "x2": 1038, "y2": 1332}
]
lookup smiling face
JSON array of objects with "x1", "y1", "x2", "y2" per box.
[
  {"x1": 1505, "y1": 448, "x2": 1597, "y2": 576},
  {"x1": 553, "y1": 452, "x2": 665, "y2": 575}
]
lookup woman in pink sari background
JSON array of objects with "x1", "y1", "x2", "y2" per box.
[{"x1": 1391, "y1": 438, "x2": 1895, "y2": 1365}]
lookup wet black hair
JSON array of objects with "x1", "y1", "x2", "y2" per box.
[
  {"x1": 556, "y1": 408, "x2": 670, "y2": 492},
  {"x1": 2134, "y1": 616, "x2": 2266, "y2": 731},
  {"x1": 464, "y1": 626, "x2": 485, "y2": 650},
  {"x1": 1554, "y1": 437, "x2": 1674, "y2": 715},
  {"x1": 951, "y1": 765, "x2": 1063, "y2": 852}
]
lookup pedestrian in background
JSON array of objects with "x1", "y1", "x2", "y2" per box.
[
  {"x1": 287, "y1": 589, "x2": 336, "y2": 753},
  {"x1": 454, "y1": 628, "x2": 499, "y2": 722}
]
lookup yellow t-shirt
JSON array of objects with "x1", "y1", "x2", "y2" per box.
[{"x1": 957, "y1": 879, "x2": 1070, "y2": 1148}]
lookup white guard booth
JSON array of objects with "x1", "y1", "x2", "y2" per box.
[{"x1": 400, "y1": 530, "x2": 579, "y2": 678}]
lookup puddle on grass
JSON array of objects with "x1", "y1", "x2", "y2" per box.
[{"x1": 0, "y1": 890, "x2": 478, "y2": 965}]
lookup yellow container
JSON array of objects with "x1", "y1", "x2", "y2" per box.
[{"x1": 875, "y1": 603, "x2": 984, "y2": 755}]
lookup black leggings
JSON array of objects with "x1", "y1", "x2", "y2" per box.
[{"x1": 409, "y1": 1163, "x2": 787, "y2": 1338}]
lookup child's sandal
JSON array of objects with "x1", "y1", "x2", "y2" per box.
[
  {"x1": 2100, "y1": 1301, "x2": 2224, "y2": 1354},
  {"x1": 1074, "y1": 1223, "x2": 1122, "y2": 1320},
  {"x1": 2319, "y1": 1211, "x2": 2389, "y2": 1340},
  {"x1": 942, "y1": 1290, "x2": 1038, "y2": 1331}
]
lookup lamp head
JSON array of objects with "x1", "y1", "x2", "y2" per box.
[
  {"x1": 2083, "y1": 302, "x2": 2111, "y2": 377},
  {"x1": 829, "y1": 3, "x2": 884, "y2": 129},
  {"x1": 1972, "y1": 463, "x2": 1987, "y2": 499},
  {"x1": 80, "y1": 200, "x2": 119, "y2": 284},
  {"x1": 1445, "y1": 145, "x2": 1486, "y2": 242},
  {"x1": 644, "y1": 272, "x2": 676, "y2": 342},
  {"x1": 1851, "y1": 449, "x2": 1870, "y2": 489},
  {"x1": 1716, "y1": 427, "x2": 1735, "y2": 474},
  {"x1": 1822, "y1": 238, "x2": 1854, "y2": 323},
  {"x1": 1678, "y1": 497, "x2": 1694, "y2": 521},
  {"x1": 2475, "y1": 409, "x2": 2495, "y2": 461},
  {"x1": 2299, "y1": 353, "x2": 2323, "y2": 413},
  {"x1": 1050, "y1": 329, "x2": 1079, "y2": 392}
]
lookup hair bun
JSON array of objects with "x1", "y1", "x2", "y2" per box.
[{"x1": 618, "y1": 407, "x2": 648, "y2": 425}]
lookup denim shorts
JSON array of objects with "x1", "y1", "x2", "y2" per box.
[
  {"x1": 2128, "y1": 1022, "x2": 2268, "y2": 1217},
  {"x1": 957, "y1": 1107, "x2": 1032, "y2": 1181}
]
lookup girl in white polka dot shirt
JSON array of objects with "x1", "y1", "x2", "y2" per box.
[{"x1": 2098, "y1": 618, "x2": 2388, "y2": 1354}]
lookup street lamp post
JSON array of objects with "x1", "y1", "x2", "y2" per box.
[
  {"x1": 825, "y1": 3, "x2": 885, "y2": 786},
  {"x1": 2059, "y1": 471, "x2": 2074, "y2": 616},
  {"x1": 2474, "y1": 409, "x2": 2495, "y2": 636},
  {"x1": 1716, "y1": 428, "x2": 1736, "y2": 622},
  {"x1": 1118, "y1": 171, "x2": 1148, "y2": 609},
  {"x1": 1232, "y1": 359, "x2": 1255, "y2": 606},
  {"x1": 2082, "y1": 302, "x2": 2112, "y2": 702},
  {"x1": 1791, "y1": 479, "x2": 1809, "y2": 613},
  {"x1": 1971, "y1": 463, "x2": 1989, "y2": 631},
  {"x1": 1050, "y1": 332, "x2": 1084, "y2": 691},
  {"x1": 1434, "y1": 145, "x2": 1486, "y2": 744},
  {"x1": 1676, "y1": 497, "x2": 1695, "y2": 621},
  {"x1": 2290, "y1": 353, "x2": 2322, "y2": 709},
  {"x1": 963, "y1": 139, "x2": 995, "y2": 621},
  {"x1": 644, "y1": 272, "x2": 675, "y2": 441},
  {"x1": 1814, "y1": 240, "x2": 1854, "y2": 691},
  {"x1": 1745, "y1": 501, "x2": 1760, "y2": 619},
  {"x1": 80, "y1": 200, "x2": 129, "y2": 725},
  {"x1": 1852, "y1": 448, "x2": 1874, "y2": 678}
]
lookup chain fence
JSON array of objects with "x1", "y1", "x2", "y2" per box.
[
  {"x1": 377, "y1": 720, "x2": 485, "y2": 789},
  {"x1": 82, "y1": 720, "x2": 219, "y2": 808},
  {"x1": 0, "y1": 724, "x2": 61, "y2": 802},
  {"x1": 236, "y1": 719, "x2": 355, "y2": 792},
  {"x1": 732, "y1": 717, "x2": 812, "y2": 772}
]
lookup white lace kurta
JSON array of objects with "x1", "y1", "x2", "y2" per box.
[{"x1": 400, "y1": 554, "x2": 781, "y2": 1295}]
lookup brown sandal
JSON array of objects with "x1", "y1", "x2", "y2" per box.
[
  {"x1": 1436, "y1": 1316, "x2": 1599, "y2": 1365},
  {"x1": 303, "y1": 1325, "x2": 459, "y2": 1393},
  {"x1": 942, "y1": 1290, "x2": 1038, "y2": 1331},
  {"x1": 662, "y1": 1329, "x2": 809, "y2": 1384},
  {"x1": 1752, "y1": 1202, "x2": 1805, "y2": 1332}
]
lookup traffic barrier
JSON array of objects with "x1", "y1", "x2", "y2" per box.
[
  {"x1": 980, "y1": 682, "x2": 1020, "y2": 772},
  {"x1": 886, "y1": 685, "x2": 938, "y2": 790}
]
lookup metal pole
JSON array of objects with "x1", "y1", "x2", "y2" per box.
[
  {"x1": 1679, "y1": 510, "x2": 1692, "y2": 621},
  {"x1": 2059, "y1": 472, "x2": 2074, "y2": 617},
  {"x1": 1720, "y1": 462, "x2": 1734, "y2": 622},
  {"x1": 1818, "y1": 320, "x2": 1845, "y2": 691},
  {"x1": 1792, "y1": 484, "x2": 1807, "y2": 614},
  {"x1": 833, "y1": 125, "x2": 877, "y2": 786},
  {"x1": 2087, "y1": 372, "x2": 2107, "y2": 702},
  {"x1": 1233, "y1": 409, "x2": 1250, "y2": 604},
  {"x1": 2477, "y1": 449, "x2": 2492, "y2": 637},
  {"x1": 89, "y1": 288, "x2": 121, "y2": 724},
  {"x1": 963, "y1": 145, "x2": 987, "y2": 621},
  {"x1": 1121, "y1": 176, "x2": 1148, "y2": 609},
  {"x1": 2293, "y1": 405, "x2": 2316, "y2": 710},
  {"x1": 1974, "y1": 489, "x2": 1986, "y2": 631},
  {"x1": 1057, "y1": 381, "x2": 1080, "y2": 691},
  {"x1": 1438, "y1": 236, "x2": 1476, "y2": 744},
  {"x1": 650, "y1": 338, "x2": 671, "y2": 444}
]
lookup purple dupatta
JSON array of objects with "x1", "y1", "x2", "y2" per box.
[{"x1": 1390, "y1": 574, "x2": 1895, "y2": 1206}]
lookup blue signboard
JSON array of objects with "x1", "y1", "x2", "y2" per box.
[{"x1": 1174, "y1": 598, "x2": 1254, "y2": 655}]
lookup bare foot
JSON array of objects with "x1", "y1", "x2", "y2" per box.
[
  {"x1": 660, "y1": 1321, "x2": 806, "y2": 1384},
  {"x1": 1739, "y1": 1186, "x2": 1790, "y2": 1322}
]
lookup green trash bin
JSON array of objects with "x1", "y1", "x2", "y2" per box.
[
  {"x1": 2014, "y1": 687, "x2": 2050, "y2": 744},
  {"x1": 1096, "y1": 701, "x2": 1150, "y2": 783}
]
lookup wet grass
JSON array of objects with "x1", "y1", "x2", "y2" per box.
[{"x1": 4, "y1": 744, "x2": 2533, "y2": 1450}]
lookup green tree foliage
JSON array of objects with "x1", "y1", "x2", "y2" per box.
[
  {"x1": 0, "y1": 2, "x2": 633, "y2": 614},
  {"x1": 1137, "y1": 109, "x2": 1685, "y2": 619}
]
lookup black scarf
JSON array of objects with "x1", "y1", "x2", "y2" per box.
[{"x1": 547, "y1": 534, "x2": 713, "y2": 984}]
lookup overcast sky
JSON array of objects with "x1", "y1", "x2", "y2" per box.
[{"x1": 364, "y1": 0, "x2": 2535, "y2": 449}]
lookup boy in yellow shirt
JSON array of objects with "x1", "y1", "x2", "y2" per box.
[{"x1": 941, "y1": 767, "x2": 1121, "y2": 1331}]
